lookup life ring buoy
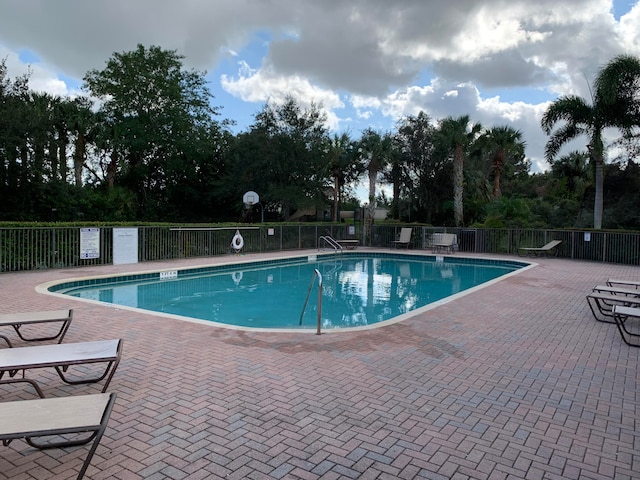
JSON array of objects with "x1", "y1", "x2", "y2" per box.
[{"x1": 231, "y1": 230, "x2": 244, "y2": 252}]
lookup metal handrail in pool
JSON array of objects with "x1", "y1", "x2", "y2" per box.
[{"x1": 299, "y1": 269, "x2": 323, "y2": 335}]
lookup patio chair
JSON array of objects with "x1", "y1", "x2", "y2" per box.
[
  {"x1": 0, "y1": 392, "x2": 116, "y2": 480},
  {"x1": 518, "y1": 240, "x2": 562, "y2": 257},
  {"x1": 391, "y1": 228, "x2": 412, "y2": 249},
  {"x1": 0, "y1": 339, "x2": 122, "y2": 396},
  {"x1": 586, "y1": 290, "x2": 640, "y2": 323},
  {"x1": 432, "y1": 233, "x2": 458, "y2": 254},
  {"x1": 0, "y1": 309, "x2": 73, "y2": 347},
  {"x1": 612, "y1": 305, "x2": 640, "y2": 347}
]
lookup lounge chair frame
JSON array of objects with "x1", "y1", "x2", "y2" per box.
[
  {"x1": 0, "y1": 309, "x2": 73, "y2": 347},
  {"x1": 586, "y1": 290, "x2": 640, "y2": 323},
  {"x1": 612, "y1": 305, "x2": 640, "y2": 347},
  {"x1": 0, "y1": 339, "x2": 122, "y2": 394},
  {"x1": 0, "y1": 392, "x2": 116, "y2": 480}
]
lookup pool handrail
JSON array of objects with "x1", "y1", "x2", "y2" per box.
[
  {"x1": 318, "y1": 235, "x2": 343, "y2": 252},
  {"x1": 299, "y1": 269, "x2": 323, "y2": 335}
]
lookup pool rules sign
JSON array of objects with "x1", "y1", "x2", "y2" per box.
[
  {"x1": 113, "y1": 228, "x2": 138, "y2": 265},
  {"x1": 80, "y1": 228, "x2": 100, "y2": 259}
]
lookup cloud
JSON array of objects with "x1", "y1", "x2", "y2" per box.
[
  {"x1": 220, "y1": 61, "x2": 345, "y2": 130},
  {"x1": 0, "y1": 0, "x2": 638, "y2": 176}
]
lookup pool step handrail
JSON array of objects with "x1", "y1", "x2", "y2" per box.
[
  {"x1": 299, "y1": 269, "x2": 323, "y2": 335},
  {"x1": 318, "y1": 235, "x2": 343, "y2": 252}
]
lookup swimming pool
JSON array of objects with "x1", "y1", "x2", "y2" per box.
[{"x1": 45, "y1": 253, "x2": 530, "y2": 331}]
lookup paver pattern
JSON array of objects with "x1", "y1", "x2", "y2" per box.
[{"x1": 0, "y1": 251, "x2": 638, "y2": 479}]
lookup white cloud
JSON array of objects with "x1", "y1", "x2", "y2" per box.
[
  {"x1": 220, "y1": 62, "x2": 345, "y2": 130},
  {"x1": 0, "y1": 0, "x2": 638, "y2": 176}
]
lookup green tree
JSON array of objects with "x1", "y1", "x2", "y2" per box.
[
  {"x1": 225, "y1": 97, "x2": 329, "y2": 220},
  {"x1": 550, "y1": 151, "x2": 589, "y2": 196},
  {"x1": 393, "y1": 112, "x2": 438, "y2": 222},
  {"x1": 66, "y1": 96, "x2": 97, "y2": 187},
  {"x1": 83, "y1": 44, "x2": 221, "y2": 218},
  {"x1": 481, "y1": 125, "x2": 526, "y2": 199},
  {"x1": 325, "y1": 132, "x2": 361, "y2": 222}
]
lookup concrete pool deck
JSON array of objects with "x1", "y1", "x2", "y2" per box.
[{"x1": 0, "y1": 250, "x2": 638, "y2": 479}]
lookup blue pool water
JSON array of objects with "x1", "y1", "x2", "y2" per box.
[{"x1": 48, "y1": 253, "x2": 527, "y2": 330}]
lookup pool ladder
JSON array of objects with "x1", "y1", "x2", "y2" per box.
[{"x1": 299, "y1": 269, "x2": 323, "y2": 335}]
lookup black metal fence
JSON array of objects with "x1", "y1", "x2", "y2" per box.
[{"x1": 1, "y1": 224, "x2": 639, "y2": 273}]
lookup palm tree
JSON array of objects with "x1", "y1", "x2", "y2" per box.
[
  {"x1": 326, "y1": 132, "x2": 359, "y2": 222},
  {"x1": 551, "y1": 151, "x2": 589, "y2": 195},
  {"x1": 594, "y1": 54, "x2": 640, "y2": 132},
  {"x1": 483, "y1": 126, "x2": 526, "y2": 199},
  {"x1": 357, "y1": 129, "x2": 393, "y2": 224},
  {"x1": 541, "y1": 95, "x2": 605, "y2": 228},
  {"x1": 541, "y1": 54, "x2": 640, "y2": 229},
  {"x1": 67, "y1": 97, "x2": 96, "y2": 186},
  {"x1": 437, "y1": 115, "x2": 482, "y2": 226}
]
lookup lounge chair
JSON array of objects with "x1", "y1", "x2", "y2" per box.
[
  {"x1": 592, "y1": 285, "x2": 640, "y2": 297},
  {"x1": 432, "y1": 233, "x2": 458, "y2": 254},
  {"x1": 586, "y1": 290, "x2": 640, "y2": 323},
  {"x1": 612, "y1": 305, "x2": 640, "y2": 347},
  {"x1": 0, "y1": 392, "x2": 116, "y2": 480},
  {"x1": 336, "y1": 239, "x2": 359, "y2": 249},
  {"x1": 391, "y1": 228, "x2": 412, "y2": 249},
  {"x1": 0, "y1": 339, "x2": 122, "y2": 396},
  {"x1": 0, "y1": 309, "x2": 73, "y2": 347},
  {"x1": 322, "y1": 229, "x2": 359, "y2": 250},
  {"x1": 518, "y1": 240, "x2": 562, "y2": 257},
  {"x1": 607, "y1": 278, "x2": 640, "y2": 289}
]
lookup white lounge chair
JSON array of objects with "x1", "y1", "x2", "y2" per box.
[
  {"x1": 0, "y1": 392, "x2": 116, "y2": 480},
  {"x1": 607, "y1": 278, "x2": 640, "y2": 289},
  {"x1": 0, "y1": 309, "x2": 73, "y2": 347},
  {"x1": 391, "y1": 228, "x2": 412, "y2": 249},
  {"x1": 518, "y1": 240, "x2": 562, "y2": 257},
  {"x1": 0, "y1": 339, "x2": 122, "y2": 396}
]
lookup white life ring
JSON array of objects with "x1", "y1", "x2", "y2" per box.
[
  {"x1": 231, "y1": 230, "x2": 244, "y2": 251},
  {"x1": 231, "y1": 271, "x2": 243, "y2": 284}
]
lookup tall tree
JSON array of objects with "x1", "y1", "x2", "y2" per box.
[
  {"x1": 393, "y1": 112, "x2": 437, "y2": 222},
  {"x1": 225, "y1": 97, "x2": 329, "y2": 220},
  {"x1": 325, "y1": 132, "x2": 361, "y2": 222},
  {"x1": 66, "y1": 96, "x2": 96, "y2": 186},
  {"x1": 541, "y1": 55, "x2": 640, "y2": 229},
  {"x1": 83, "y1": 44, "x2": 221, "y2": 218},
  {"x1": 356, "y1": 129, "x2": 393, "y2": 224},
  {"x1": 436, "y1": 115, "x2": 482, "y2": 226}
]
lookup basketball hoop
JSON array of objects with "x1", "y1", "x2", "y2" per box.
[
  {"x1": 242, "y1": 191, "x2": 264, "y2": 222},
  {"x1": 243, "y1": 191, "x2": 259, "y2": 209}
]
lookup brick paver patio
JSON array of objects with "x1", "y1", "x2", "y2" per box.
[{"x1": 0, "y1": 251, "x2": 638, "y2": 479}]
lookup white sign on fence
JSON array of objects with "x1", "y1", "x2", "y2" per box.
[
  {"x1": 113, "y1": 228, "x2": 139, "y2": 265},
  {"x1": 79, "y1": 228, "x2": 100, "y2": 259}
]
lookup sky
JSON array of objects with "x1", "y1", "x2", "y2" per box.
[{"x1": 1, "y1": 0, "x2": 639, "y2": 178}]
